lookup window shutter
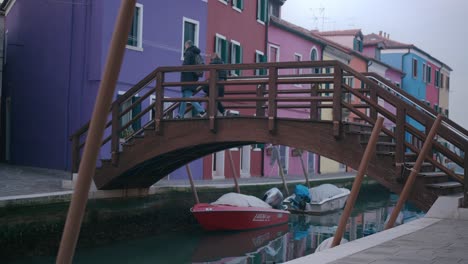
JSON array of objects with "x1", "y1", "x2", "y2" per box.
[
  {"x1": 222, "y1": 38, "x2": 228, "y2": 62},
  {"x1": 237, "y1": 45, "x2": 243, "y2": 76},
  {"x1": 132, "y1": 96, "x2": 142, "y2": 131},
  {"x1": 240, "y1": 0, "x2": 244, "y2": 10}
]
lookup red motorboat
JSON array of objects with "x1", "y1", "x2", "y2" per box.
[{"x1": 191, "y1": 203, "x2": 290, "y2": 231}]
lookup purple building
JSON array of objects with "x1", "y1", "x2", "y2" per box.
[{"x1": 3, "y1": 0, "x2": 207, "y2": 179}]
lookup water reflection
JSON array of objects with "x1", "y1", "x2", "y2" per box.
[{"x1": 192, "y1": 200, "x2": 424, "y2": 263}]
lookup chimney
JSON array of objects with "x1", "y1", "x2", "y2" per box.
[
  {"x1": 379, "y1": 31, "x2": 382, "y2": 36},
  {"x1": 384, "y1": 32, "x2": 387, "y2": 38},
  {"x1": 387, "y1": 34, "x2": 390, "y2": 39}
]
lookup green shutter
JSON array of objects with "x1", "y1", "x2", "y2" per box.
[
  {"x1": 132, "y1": 96, "x2": 141, "y2": 131},
  {"x1": 235, "y1": 45, "x2": 242, "y2": 76},
  {"x1": 222, "y1": 39, "x2": 228, "y2": 62},
  {"x1": 239, "y1": 0, "x2": 244, "y2": 10},
  {"x1": 353, "y1": 38, "x2": 358, "y2": 51}
]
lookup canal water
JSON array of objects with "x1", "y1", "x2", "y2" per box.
[{"x1": 5, "y1": 182, "x2": 423, "y2": 264}]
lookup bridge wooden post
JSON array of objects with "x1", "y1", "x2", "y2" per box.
[
  {"x1": 385, "y1": 115, "x2": 443, "y2": 230},
  {"x1": 310, "y1": 84, "x2": 318, "y2": 120},
  {"x1": 298, "y1": 150, "x2": 310, "y2": 188},
  {"x1": 333, "y1": 65, "x2": 343, "y2": 138},
  {"x1": 332, "y1": 117, "x2": 384, "y2": 248},
  {"x1": 57, "y1": 0, "x2": 136, "y2": 263},
  {"x1": 395, "y1": 106, "x2": 406, "y2": 177},
  {"x1": 227, "y1": 150, "x2": 241, "y2": 194},
  {"x1": 155, "y1": 71, "x2": 164, "y2": 134},
  {"x1": 208, "y1": 69, "x2": 217, "y2": 132},
  {"x1": 256, "y1": 84, "x2": 266, "y2": 117},
  {"x1": 268, "y1": 66, "x2": 278, "y2": 133},
  {"x1": 370, "y1": 86, "x2": 378, "y2": 121},
  {"x1": 111, "y1": 103, "x2": 120, "y2": 166}
]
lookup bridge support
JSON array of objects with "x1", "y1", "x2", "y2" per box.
[
  {"x1": 56, "y1": 1, "x2": 136, "y2": 263},
  {"x1": 332, "y1": 117, "x2": 384, "y2": 248},
  {"x1": 385, "y1": 115, "x2": 443, "y2": 229}
]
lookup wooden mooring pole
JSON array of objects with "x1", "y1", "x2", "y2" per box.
[
  {"x1": 227, "y1": 150, "x2": 241, "y2": 193},
  {"x1": 332, "y1": 117, "x2": 384, "y2": 248},
  {"x1": 56, "y1": 1, "x2": 136, "y2": 263},
  {"x1": 298, "y1": 150, "x2": 310, "y2": 188},
  {"x1": 274, "y1": 146, "x2": 290, "y2": 196},
  {"x1": 385, "y1": 115, "x2": 443, "y2": 230},
  {"x1": 185, "y1": 164, "x2": 200, "y2": 204}
]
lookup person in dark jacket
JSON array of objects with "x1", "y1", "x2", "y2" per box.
[
  {"x1": 178, "y1": 40, "x2": 206, "y2": 118},
  {"x1": 203, "y1": 53, "x2": 229, "y2": 116}
]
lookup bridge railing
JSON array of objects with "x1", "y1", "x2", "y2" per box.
[{"x1": 70, "y1": 60, "x2": 467, "y2": 205}]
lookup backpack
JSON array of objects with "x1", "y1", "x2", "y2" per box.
[{"x1": 194, "y1": 54, "x2": 204, "y2": 78}]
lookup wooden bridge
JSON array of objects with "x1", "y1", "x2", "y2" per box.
[{"x1": 70, "y1": 60, "x2": 467, "y2": 211}]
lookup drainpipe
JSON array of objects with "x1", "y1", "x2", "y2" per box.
[{"x1": 401, "y1": 48, "x2": 411, "y2": 90}]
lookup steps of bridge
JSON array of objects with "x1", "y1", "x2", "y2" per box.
[{"x1": 418, "y1": 171, "x2": 450, "y2": 184}]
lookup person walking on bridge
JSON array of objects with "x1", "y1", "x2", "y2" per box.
[{"x1": 178, "y1": 40, "x2": 206, "y2": 118}]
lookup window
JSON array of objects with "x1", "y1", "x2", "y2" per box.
[
  {"x1": 375, "y1": 48, "x2": 381, "y2": 60},
  {"x1": 310, "y1": 47, "x2": 319, "y2": 73},
  {"x1": 447, "y1": 76, "x2": 450, "y2": 89},
  {"x1": 230, "y1": 40, "x2": 243, "y2": 76},
  {"x1": 232, "y1": 0, "x2": 244, "y2": 11},
  {"x1": 127, "y1": 4, "x2": 143, "y2": 51},
  {"x1": 427, "y1": 65, "x2": 432, "y2": 84},
  {"x1": 440, "y1": 73, "x2": 445, "y2": 89},
  {"x1": 422, "y1": 63, "x2": 426, "y2": 83},
  {"x1": 257, "y1": 0, "x2": 268, "y2": 24},
  {"x1": 215, "y1": 33, "x2": 228, "y2": 62},
  {"x1": 353, "y1": 37, "x2": 363, "y2": 52},
  {"x1": 435, "y1": 70, "x2": 440, "y2": 87},
  {"x1": 181, "y1": 17, "x2": 200, "y2": 59},
  {"x1": 269, "y1": 44, "x2": 280, "y2": 62},
  {"x1": 150, "y1": 96, "x2": 173, "y2": 120},
  {"x1": 118, "y1": 92, "x2": 141, "y2": 138},
  {"x1": 255, "y1": 50, "x2": 267, "y2": 75},
  {"x1": 269, "y1": 2, "x2": 280, "y2": 17},
  {"x1": 412, "y1": 59, "x2": 418, "y2": 79},
  {"x1": 294, "y1": 53, "x2": 302, "y2": 75}
]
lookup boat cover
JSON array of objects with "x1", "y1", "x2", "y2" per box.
[
  {"x1": 310, "y1": 184, "x2": 344, "y2": 203},
  {"x1": 211, "y1": 193, "x2": 272, "y2": 208}
]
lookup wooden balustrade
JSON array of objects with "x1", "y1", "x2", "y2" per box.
[{"x1": 69, "y1": 59, "x2": 467, "y2": 207}]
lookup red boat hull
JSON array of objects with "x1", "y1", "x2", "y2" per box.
[{"x1": 191, "y1": 203, "x2": 290, "y2": 231}]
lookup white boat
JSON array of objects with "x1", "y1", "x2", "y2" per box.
[{"x1": 283, "y1": 184, "x2": 351, "y2": 215}]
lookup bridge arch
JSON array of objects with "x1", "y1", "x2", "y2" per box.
[{"x1": 95, "y1": 118, "x2": 394, "y2": 193}]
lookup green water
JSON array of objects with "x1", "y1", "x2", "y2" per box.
[{"x1": 4, "y1": 182, "x2": 423, "y2": 264}]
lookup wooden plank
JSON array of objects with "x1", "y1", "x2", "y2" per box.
[
  {"x1": 333, "y1": 66, "x2": 343, "y2": 138},
  {"x1": 395, "y1": 106, "x2": 406, "y2": 177},
  {"x1": 208, "y1": 69, "x2": 217, "y2": 132},
  {"x1": 155, "y1": 72, "x2": 164, "y2": 134},
  {"x1": 268, "y1": 66, "x2": 278, "y2": 133}
]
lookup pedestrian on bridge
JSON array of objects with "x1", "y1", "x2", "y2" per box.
[
  {"x1": 203, "y1": 53, "x2": 229, "y2": 116},
  {"x1": 178, "y1": 40, "x2": 206, "y2": 118}
]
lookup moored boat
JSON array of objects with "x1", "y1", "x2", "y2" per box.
[
  {"x1": 283, "y1": 184, "x2": 350, "y2": 215},
  {"x1": 191, "y1": 191, "x2": 290, "y2": 231}
]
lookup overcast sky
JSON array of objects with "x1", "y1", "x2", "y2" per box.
[{"x1": 283, "y1": 0, "x2": 468, "y2": 129}]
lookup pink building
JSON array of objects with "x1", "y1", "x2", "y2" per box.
[{"x1": 265, "y1": 16, "x2": 327, "y2": 177}]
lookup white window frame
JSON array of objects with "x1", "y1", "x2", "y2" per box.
[
  {"x1": 255, "y1": 50, "x2": 265, "y2": 75},
  {"x1": 422, "y1": 63, "x2": 427, "y2": 83},
  {"x1": 126, "y1": 3, "x2": 144, "y2": 52},
  {"x1": 149, "y1": 95, "x2": 172, "y2": 120},
  {"x1": 215, "y1": 33, "x2": 227, "y2": 61},
  {"x1": 256, "y1": 0, "x2": 267, "y2": 25},
  {"x1": 230, "y1": 39, "x2": 241, "y2": 76},
  {"x1": 268, "y1": 44, "x2": 280, "y2": 62},
  {"x1": 294, "y1": 53, "x2": 303, "y2": 87},
  {"x1": 310, "y1": 46, "x2": 319, "y2": 61},
  {"x1": 181, "y1": 17, "x2": 200, "y2": 60},
  {"x1": 218, "y1": 0, "x2": 228, "y2": 5},
  {"x1": 232, "y1": 0, "x2": 243, "y2": 13}
]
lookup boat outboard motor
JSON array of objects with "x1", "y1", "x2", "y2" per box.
[
  {"x1": 292, "y1": 184, "x2": 311, "y2": 210},
  {"x1": 263, "y1": 187, "x2": 284, "y2": 209}
]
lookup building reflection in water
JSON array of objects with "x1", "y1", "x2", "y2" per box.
[{"x1": 192, "y1": 201, "x2": 424, "y2": 264}]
